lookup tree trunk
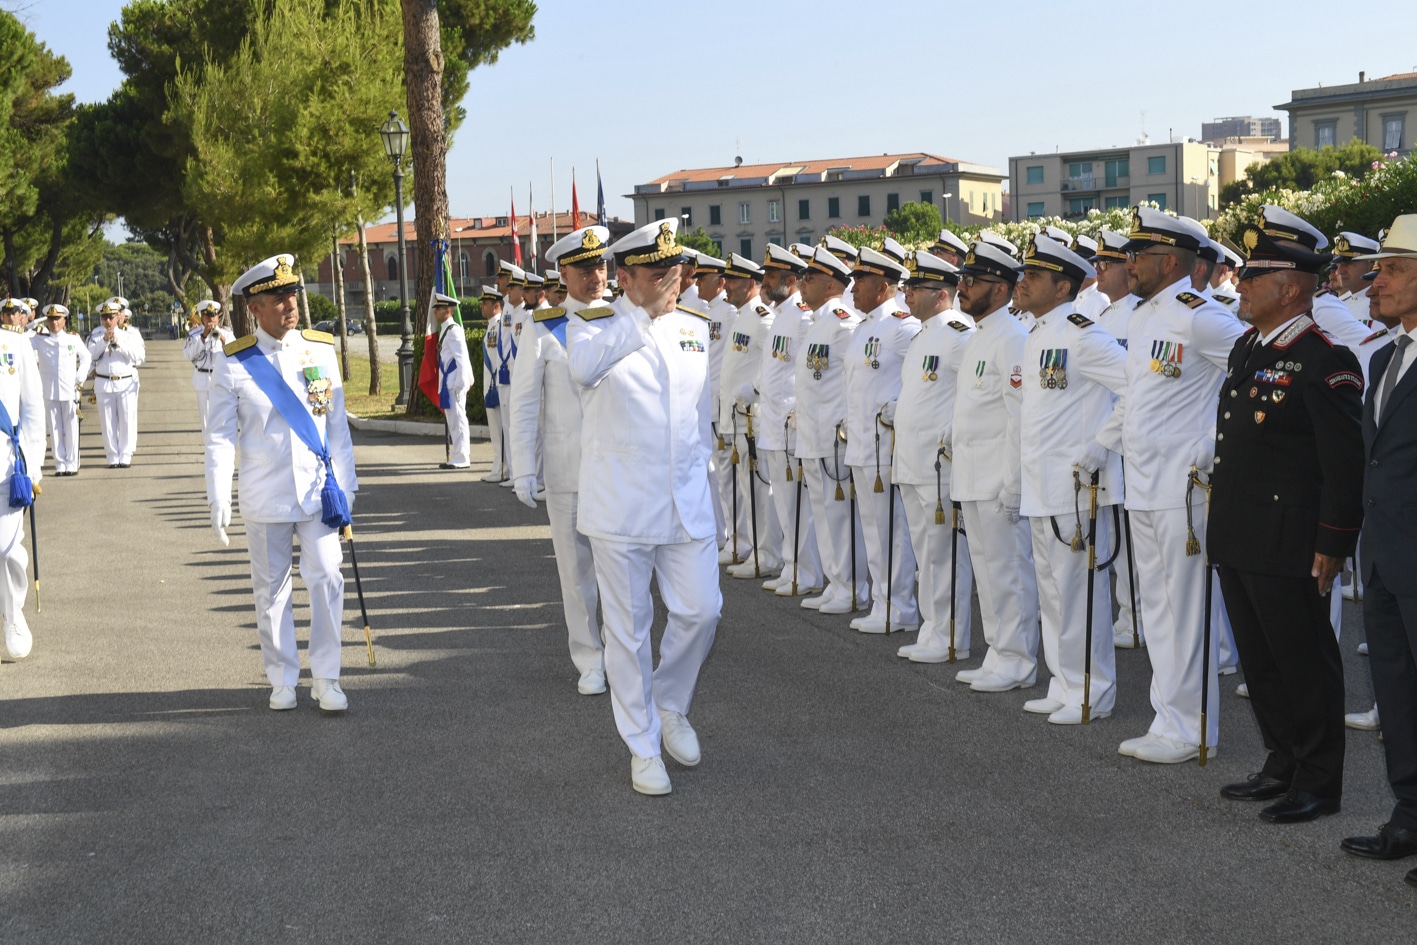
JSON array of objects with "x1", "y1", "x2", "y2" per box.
[
  {"x1": 331, "y1": 230, "x2": 351, "y2": 380},
  {"x1": 357, "y1": 216, "x2": 381, "y2": 394},
  {"x1": 401, "y1": 0, "x2": 447, "y2": 416},
  {"x1": 299, "y1": 284, "x2": 312, "y2": 330}
]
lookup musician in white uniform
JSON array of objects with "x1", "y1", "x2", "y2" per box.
[
  {"x1": 183, "y1": 300, "x2": 234, "y2": 433},
  {"x1": 87, "y1": 296, "x2": 146, "y2": 468},
  {"x1": 30, "y1": 304, "x2": 91, "y2": 476},
  {"x1": 0, "y1": 306, "x2": 43, "y2": 661}
]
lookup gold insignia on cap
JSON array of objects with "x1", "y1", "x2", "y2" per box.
[
  {"x1": 965, "y1": 249, "x2": 977, "y2": 266},
  {"x1": 581, "y1": 229, "x2": 603, "y2": 251},
  {"x1": 1130, "y1": 207, "x2": 1145, "y2": 236},
  {"x1": 904, "y1": 252, "x2": 919, "y2": 273},
  {"x1": 624, "y1": 222, "x2": 684, "y2": 266},
  {"x1": 1242, "y1": 227, "x2": 1260, "y2": 256},
  {"x1": 248, "y1": 254, "x2": 301, "y2": 295},
  {"x1": 1024, "y1": 239, "x2": 1039, "y2": 260},
  {"x1": 1334, "y1": 234, "x2": 1352, "y2": 256}
]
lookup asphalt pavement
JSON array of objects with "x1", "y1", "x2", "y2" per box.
[{"x1": 1, "y1": 339, "x2": 1413, "y2": 943}]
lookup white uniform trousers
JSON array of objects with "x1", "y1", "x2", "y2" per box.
[
  {"x1": 96, "y1": 386, "x2": 138, "y2": 465},
  {"x1": 900, "y1": 483, "x2": 974, "y2": 654},
  {"x1": 849, "y1": 465, "x2": 918, "y2": 626},
  {"x1": 1029, "y1": 513, "x2": 1117, "y2": 712},
  {"x1": 485, "y1": 405, "x2": 505, "y2": 478},
  {"x1": 0, "y1": 506, "x2": 30, "y2": 644},
  {"x1": 1130, "y1": 506, "x2": 1220, "y2": 746},
  {"x1": 46, "y1": 399, "x2": 80, "y2": 473},
  {"x1": 962, "y1": 501, "x2": 1040, "y2": 683},
  {"x1": 590, "y1": 535, "x2": 721, "y2": 759},
  {"x1": 245, "y1": 516, "x2": 346, "y2": 687},
  {"x1": 445, "y1": 396, "x2": 471, "y2": 467},
  {"x1": 712, "y1": 435, "x2": 734, "y2": 547},
  {"x1": 546, "y1": 490, "x2": 603, "y2": 676},
  {"x1": 1112, "y1": 510, "x2": 1144, "y2": 644},
  {"x1": 762, "y1": 449, "x2": 823, "y2": 589},
  {"x1": 496, "y1": 384, "x2": 514, "y2": 476},
  {"x1": 732, "y1": 433, "x2": 781, "y2": 568},
  {"x1": 195, "y1": 388, "x2": 212, "y2": 435},
  {"x1": 804, "y1": 458, "x2": 867, "y2": 605}
]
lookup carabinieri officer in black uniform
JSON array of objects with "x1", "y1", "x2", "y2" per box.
[{"x1": 1207, "y1": 222, "x2": 1364, "y2": 823}]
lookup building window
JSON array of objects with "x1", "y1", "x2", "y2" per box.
[
  {"x1": 827, "y1": 197, "x2": 841, "y2": 218},
  {"x1": 1147, "y1": 156, "x2": 1167, "y2": 175},
  {"x1": 680, "y1": 206, "x2": 692, "y2": 227},
  {"x1": 1026, "y1": 165, "x2": 1044, "y2": 185},
  {"x1": 768, "y1": 200, "x2": 781, "y2": 223},
  {"x1": 857, "y1": 195, "x2": 871, "y2": 216},
  {"x1": 1315, "y1": 120, "x2": 1337, "y2": 148},
  {"x1": 1104, "y1": 158, "x2": 1129, "y2": 187},
  {"x1": 712, "y1": 240, "x2": 723, "y2": 256},
  {"x1": 1068, "y1": 197, "x2": 1095, "y2": 216},
  {"x1": 798, "y1": 199, "x2": 810, "y2": 220},
  {"x1": 1026, "y1": 201, "x2": 1045, "y2": 218},
  {"x1": 1104, "y1": 195, "x2": 1128, "y2": 210},
  {"x1": 484, "y1": 251, "x2": 498, "y2": 277},
  {"x1": 1147, "y1": 192, "x2": 1167, "y2": 209},
  {"x1": 919, "y1": 189, "x2": 933, "y2": 206},
  {"x1": 886, "y1": 193, "x2": 900, "y2": 213},
  {"x1": 739, "y1": 202, "x2": 751, "y2": 224},
  {"x1": 386, "y1": 255, "x2": 398, "y2": 280},
  {"x1": 709, "y1": 204, "x2": 721, "y2": 226},
  {"x1": 1384, "y1": 115, "x2": 1405, "y2": 151},
  {"x1": 740, "y1": 238, "x2": 752, "y2": 258},
  {"x1": 653, "y1": 208, "x2": 666, "y2": 221},
  {"x1": 1068, "y1": 162, "x2": 1092, "y2": 178},
  {"x1": 458, "y1": 252, "x2": 469, "y2": 280}
]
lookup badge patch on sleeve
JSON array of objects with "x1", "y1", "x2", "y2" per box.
[{"x1": 1326, "y1": 371, "x2": 1363, "y2": 391}]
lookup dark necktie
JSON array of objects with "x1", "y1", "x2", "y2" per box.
[{"x1": 1380, "y1": 334, "x2": 1411, "y2": 423}]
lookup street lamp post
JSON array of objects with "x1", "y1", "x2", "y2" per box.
[
  {"x1": 380, "y1": 110, "x2": 413, "y2": 407},
  {"x1": 941, "y1": 192, "x2": 954, "y2": 225}
]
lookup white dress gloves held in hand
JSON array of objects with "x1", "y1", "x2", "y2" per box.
[
  {"x1": 211, "y1": 501, "x2": 231, "y2": 547},
  {"x1": 514, "y1": 476, "x2": 538, "y2": 509},
  {"x1": 1074, "y1": 440, "x2": 1110, "y2": 476}
]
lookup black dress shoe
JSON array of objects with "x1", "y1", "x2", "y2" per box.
[
  {"x1": 1259, "y1": 790, "x2": 1340, "y2": 824},
  {"x1": 1406, "y1": 866, "x2": 1417, "y2": 889},
  {"x1": 1341, "y1": 823, "x2": 1417, "y2": 860},
  {"x1": 438, "y1": 462, "x2": 456, "y2": 469},
  {"x1": 1221, "y1": 773, "x2": 1291, "y2": 801}
]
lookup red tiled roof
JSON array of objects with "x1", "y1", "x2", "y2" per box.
[
  {"x1": 349, "y1": 211, "x2": 621, "y2": 245},
  {"x1": 642, "y1": 152, "x2": 964, "y2": 186}
]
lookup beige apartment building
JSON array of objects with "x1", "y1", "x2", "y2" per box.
[
  {"x1": 630, "y1": 153, "x2": 1005, "y2": 260},
  {"x1": 1276, "y1": 71, "x2": 1416, "y2": 156},
  {"x1": 1009, "y1": 140, "x2": 1222, "y2": 222}
]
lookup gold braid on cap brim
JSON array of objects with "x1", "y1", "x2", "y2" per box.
[
  {"x1": 557, "y1": 247, "x2": 607, "y2": 266},
  {"x1": 1128, "y1": 229, "x2": 1178, "y2": 246},
  {"x1": 1023, "y1": 257, "x2": 1064, "y2": 273},
  {"x1": 246, "y1": 259, "x2": 301, "y2": 295},
  {"x1": 808, "y1": 258, "x2": 846, "y2": 278},
  {"x1": 1094, "y1": 249, "x2": 1128, "y2": 260},
  {"x1": 623, "y1": 243, "x2": 685, "y2": 266},
  {"x1": 852, "y1": 263, "x2": 897, "y2": 279}
]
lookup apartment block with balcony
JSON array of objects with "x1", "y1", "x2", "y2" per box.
[
  {"x1": 1009, "y1": 140, "x2": 1221, "y2": 222},
  {"x1": 1276, "y1": 71, "x2": 1417, "y2": 157},
  {"x1": 630, "y1": 153, "x2": 1005, "y2": 261}
]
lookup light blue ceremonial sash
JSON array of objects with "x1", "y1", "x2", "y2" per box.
[
  {"x1": 482, "y1": 341, "x2": 499, "y2": 409},
  {"x1": 438, "y1": 325, "x2": 458, "y2": 410},
  {"x1": 542, "y1": 315, "x2": 568, "y2": 349},
  {"x1": 232, "y1": 344, "x2": 350, "y2": 529},
  {"x1": 0, "y1": 401, "x2": 32, "y2": 508}
]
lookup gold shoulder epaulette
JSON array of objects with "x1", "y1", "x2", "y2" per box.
[
  {"x1": 1176, "y1": 291, "x2": 1205, "y2": 309},
  {"x1": 1067, "y1": 312, "x2": 1094, "y2": 328},
  {"x1": 534, "y1": 306, "x2": 566, "y2": 322},
  {"x1": 576, "y1": 306, "x2": 614, "y2": 321},
  {"x1": 223, "y1": 334, "x2": 258, "y2": 356},
  {"x1": 302, "y1": 329, "x2": 334, "y2": 344},
  {"x1": 755, "y1": 304, "x2": 771, "y2": 316},
  {"x1": 946, "y1": 319, "x2": 971, "y2": 332},
  {"x1": 0, "y1": 324, "x2": 24, "y2": 334},
  {"x1": 677, "y1": 305, "x2": 710, "y2": 321}
]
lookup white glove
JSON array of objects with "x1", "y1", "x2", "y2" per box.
[
  {"x1": 787, "y1": 409, "x2": 797, "y2": 430},
  {"x1": 940, "y1": 426, "x2": 953, "y2": 459},
  {"x1": 1192, "y1": 431, "x2": 1217, "y2": 475},
  {"x1": 513, "y1": 475, "x2": 538, "y2": 509},
  {"x1": 997, "y1": 490, "x2": 1021, "y2": 525},
  {"x1": 1074, "y1": 440, "x2": 1110, "y2": 476},
  {"x1": 879, "y1": 400, "x2": 897, "y2": 425},
  {"x1": 211, "y1": 501, "x2": 230, "y2": 547},
  {"x1": 735, "y1": 383, "x2": 755, "y2": 408}
]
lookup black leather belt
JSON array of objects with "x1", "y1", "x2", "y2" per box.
[
  {"x1": 197, "y1": 368, "x2": 213, "y2": 373},
  {"x1": 95, "y1": 373, "x2": 133, "y2": 380}
]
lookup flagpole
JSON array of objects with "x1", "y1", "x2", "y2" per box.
[
  {"x1": 550, "y1": 158, "x2": 558, "y2": 245},
  {"x1": 528, "y1": 181, "x2": 537, "y2": 274}
]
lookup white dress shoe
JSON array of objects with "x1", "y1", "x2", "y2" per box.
[
  {"x1": 269, "y1": 686, "x2": 297, "y2": 711},
  {"x1": 1218, "y1": 663, "x2": 1238, "y2": 676},
  {"x1": 577, "y1": 668, "x2": 607, "y2": 696},
  {"x1": 498, "y1": 478, "x2": 514, "y2": 488},
  {"x1": 4, "y1": 620, "x2": 33, "y2": 659},
  {"x1": 955, "y1": 667, "x2": 986, "y2": 685},
  {"x1": 896, "y1": 643, "x2": 921, "y2": 658},
  {"x1": 1358, "y1": 641, "x2": 1369, "y2": 656},
  {"x1": 1132, "y1": 732, "x2": 1207, "y2": 764},
  {"x1": 1024, "y1": 696, "x2": 1065, "y2": 715},
  {"x1": 853, "y1": 617, "x2": 915, "y2": 635},
  {"x1": 631, "y1": 756, "x2": 671, "y2": 795},
  {"x1": 1113, "y1": 630, "x2": 1144, "y2": 648},
  {"x1": 909, "y1": 646, "x2": 968, "y2": 664},
  {"x1": 658, "y1": 709, "x2": 701, "y2": 766},
  {"x1": 776, "y1": 580, "x2": 819, "y2": 597},
  {"x1": 762, "y1": 575, "x2": 785, "y2": 591},
  {"x1": 717, "y1": 546, "x2": 741, "y2": 565},
  {"x1": 1048, "y1": 705, "x2": 1110, "y2": 725},
  {"x1": 1236, "y1": 682, "x2": 1249, "y2": 698},
  {"x1": 817, "y1": 596, "x2": 860, "y2": 615},
  {"x1": 970, "y1": 673, "x2": 1029, "y2": 693},
  {"x1": 1117, "y1": 733, "x2": 1153, "y2": 757},
  {"x1": 1346, "y1": 704, "x2": 1380, "y2": 730},
  {"x1": 481, "y1": 472, "x2": 503, "y2": 483},
  {"x1": 801, "y1": 591, "x2": 832, "y2": 609},
  {"x1": 311, "y1": 678, "x2": 348, "y2": 712},
  {"x1": 727, "y1": 560, "x2": 780, "y2": 579},
  {"x1": 534, "y1": 489, "x2": 547, "y2": 501},
  {"x1": 1341, "y1": 583, "x2": 1357, "y2": 601}
]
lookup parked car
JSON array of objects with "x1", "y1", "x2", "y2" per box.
[{"x1": 314, "y1": 319, "x2": 363, "y2": 335}]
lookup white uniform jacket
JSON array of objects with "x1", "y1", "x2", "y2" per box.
[
  {"x1": 437, "y1": 318, "x2": 472, "y2": 402},
  {"x1": 1312, "y1": 290, "x2": 1371, "y2": 350},
  {"x1": 184, "y1": 325, "x2": 235, "y2": 391},
  {"x1": 1075, "y1": 283, "x2": 1109, "y2": 320},
  {"x1": 31, "y1": 330, "x2": 92, "y2": 401},
  {"x1": 510, "y1": 298, "x2": 589, "y2": 494},
  {"x1": 892, "y1": 312, "x2": 976, "y2": 487},
  {"x1": 1355, "y1": 324, "x2": 1393, "y2": 381},
  {"x1": 716, "y1": 297, "x2": 774, "y2": 432},
  {"x1": 1019, "y1": 305, "x2": 1127, "y2": 517},
  {"x1": 87, "y1": 325, "x2": 146, "y2": 392},
  {"x1": 794, "y1": 299, "x2": 862, "y2": 461},
  {"x1": 843, "y1": 300, "x2": 920, "y2": 467},
  {"x1": 1339, "y1": 290, "x2": 1372, "y2": 326},
  {"x1": 950, "y1": 306, "x2": 1027, "y2": 503},
  {"x1": 484, "y1": 313, "x2": 505, "y2": 395},
  {"x1": 1099, "y1": 278, "x2": 1244, "y2": 511},
  {"x1": 567, "y1": 298, "x2": 715, "y2": 544},
  {"x1": 756, "y1": 294, "x2": 813, "y2": 451},
  {"x1": 1095, "y1": 294, "x2": 1141, "y2": 347},
  {"x1": 0, "y1": 331, "x2": 44, "y2": 486},
  {"x1": 703, "y1": 291, "x2": 734, "y2": 428},
  {"x1": 205, "y1": 327, "x2": 358, "y2": 524}
]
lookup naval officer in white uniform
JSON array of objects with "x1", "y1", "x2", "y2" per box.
[
  {"x1": 432, "y1": 292, "x2": 472, "y2": 468},
  {"x1": 566, "y1": 219, "x2": 721, "y2": 796},
  {"x1": 0, "y1": 309, "x2": 43, "y2": 661},
  {"x1": 183, "y1": 300, "x2": 234, "y2": 433},
  {"x1": 87, "y1": 296, "x2": 146, "y2": 468},
  {"x1": 30, "y1": 304, "x2": 91, "y2": 476},
  {"x1": 205, "y1": 254, "x2": 358, "y2": 713}
]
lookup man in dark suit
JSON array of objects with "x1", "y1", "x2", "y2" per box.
[
  {"x1": 1342, "y1": 215, "x2": 1417, "y2": 886},
  {"x1": 1207, "y1": 223, "x2": 1364, "y2": 824}
]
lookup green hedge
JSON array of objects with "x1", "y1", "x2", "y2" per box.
[{"x1": 374, "y1": 297, "x2": 484, "y2": 336}]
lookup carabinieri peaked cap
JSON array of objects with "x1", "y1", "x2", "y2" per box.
[
  {"x1": 852, "y1": 246, "x2": 909, "y2": 282},
  {"x1": 903, "y1": 250, "x2": 961, "y2": 288},
  {"x1": 607, "y1": 218, "x2": 689, "y2": 268},
  {"x1": 1236, "y1": 223, "x2": 1332, "y2": 279},
  {"x1": 233, "y1": 254, "x2": 302, "y2": 298},
  {"x1": 1024, "y1": 234, "x2": 1096, "y2": 282},
  {"x1": 546, "y1": 226, "x2": 611, "y2": 267}
]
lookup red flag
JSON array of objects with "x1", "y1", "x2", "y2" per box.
[
  {"x1": 571, "y1": 172, "x2": 582, "y2": 230},
  {"x1": 509, "y1": 190, "x2": 523, "y2": 266}
]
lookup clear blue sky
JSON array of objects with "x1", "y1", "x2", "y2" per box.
[{"x1": 19, "y1": 0, "x2": 1417, "y2": 225}]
